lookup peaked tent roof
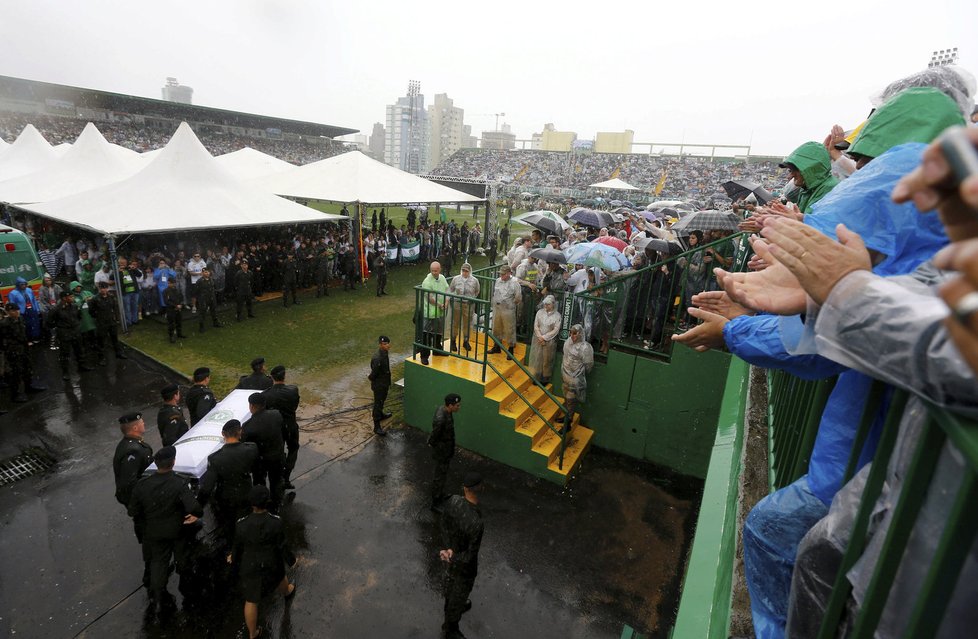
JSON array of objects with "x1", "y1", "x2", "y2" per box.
[
  {"x1": 253, "y1": 150, "x2": 484, "y2": 205},
  {"x1": 22, "y1": 122, "x2": 344, "y2": 235},
  {"x1": 0, "y1": 124, "x2": 58, "y2": 181},
  {"x1": 216, "y1": 147, "x2": 295, "y2": 180},
  {"x1": 589, "y1": 178, "x2": 640, "y2": 191},
  {"x1": 0, "y1": 123, "x2": 145, "y2": 204}
]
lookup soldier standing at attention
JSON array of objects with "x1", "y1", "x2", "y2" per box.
[
  {"x1": 315, "y1": 241, "x2": 330, "y2": 298},
  {"x1": 197, "y1": 419, "x2": 258, "y2": 548},
  {"x1": 373, "y1": 248, "x2": 388, "y2": 297},
  {"x1": 128, "y1": 446, "x2": 203, "y2": 618},
  {"x1": 162, "y1": 280, "x2": 186, "y2": 344},
  {"x1": 196, "y1": 267, "x2": 221, "y2": 332},
  {"x1": 88, "y1": 282, "x2": 127, "y2": 363},
  {"x1": 368, "y1": 336, "x2": 392, "y2": 436},
  {"x1": 262, "y1": 365, "x2": 301, "y2": 490},
  {"x1": 185, "y1": 367, "x2": 217, "y2": 425},
  {"x1": 282, "y1": 253, "x2": 300, "y2": 307},
  {"x1": 428, "y1": 393, "x2": 462, "y2": 510},
  {"x1": 236, "y1": 260, "x2": 255, "y2": 321},
  {"x1": 0, "y1": 302, "x2": 46, "y2": 402},
  {"x1": 439, "y1": 472, "x2": 485, "y2": 639},
  {"x1": 236, "y1": 357, "x2": 273, "y2": 391},
  {"x1": 48, "y1": 290, "x2": 93, "y2": 380},
  {"x1": 157, "y1": 384, "x2": 189, "y2": 447},
  {"x1": 114, "y1": 412, "x2": 154, "y2": 508},
  {"x1": 243, "y1": 393, "x2": 286, "y2": 511}
]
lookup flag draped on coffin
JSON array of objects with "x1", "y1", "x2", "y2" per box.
[{"x1": 386, "y1": 239, "x2": 421, "y2": 262}]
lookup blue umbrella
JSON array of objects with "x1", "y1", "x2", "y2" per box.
[
  {"x1": 564, "y1": 242, "x2": 631, "y2": 269},
  {"x1": 584, "y1": 252, "x2": 623, "y2": 272}
]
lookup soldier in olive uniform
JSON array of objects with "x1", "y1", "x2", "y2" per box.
[
  {"x1": 0, "y1": 302, "x2": 46, "y2": 402},
  {"x1": 157, "y1": 384, "x2": 189, "y2": 447},
  {"x1": 235, "y1": 260, "x2": 255, "y2": 321},
  {"x1": 439, "y1": 472, "x2": 485, "y2": 639},
  {"x1": 428, "y1": 393, "x2": 462, "y2": 509},
  {"x1": 128, "y1": 446, "x2": 203, "y2": 615},
  {"x1": 196, "y1": 267, "x2": 221, "y2": 332},
  {"x1": 243, "y1": 393, "x2": 286, "y2": 510},
  {"x1": 88, "y1": 282, "x2": 127, "y2": 364},
  {"x1": 47, "y1": 291, "x2": 93, "y2": 380},
  {"x1": 162, "y1": 280, "x2": 186, "y2": 343},
  {"x1": 373, "y1": 248, "x2": 388, "y2": 297},
  {"x1": 236, "y1": 356, "x2": 273, "y2": 391},
  {"x1": 197, "y1": 419, "x2": 259, "y2": 548},
  {"x1": 281, "y1": 253, "x2": 300, "y2": 307},
  {"x1": 315, "y1": 243, "x2": 330, "y2": 298},
  {"x1": 114, "y1": 412, "x2": 154, "y2": 507},
  {"x1": 185, "y1": 367, "x2": 217, "y2": 426},
  {"x1": 368, "y1": 336, "x2": 392, "y2": 436},
  {"x1": 262, "y1": 365, "x2": 300, "y2": 489}
]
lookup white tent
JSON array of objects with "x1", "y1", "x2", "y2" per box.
[
  {"x1": 253, "y1": 150, "x2": 484, "y2": 205},
  {"x1": 217, "y1": 147, "x2": 295, "y2": 180},
  {"x1": 53, "y1": 143, "x2": 72, "y2": 156},
  {"x1": 21, "y1": 122, "x2": 344, "y2": 235},
  {"x1": 589, "y1": 178, "x2": 640, "y2": 191},
  {"x1": 0, "y1": 124, "x2": 58, "y2": 181},
  {"x1": 0, "y1": 123, "x2": 145, "y2": 204}
]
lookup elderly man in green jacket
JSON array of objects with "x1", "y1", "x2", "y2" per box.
[
  {"x1": 419, "y1": 261, "x2": 450, "y2": 365},
  {"x1": 780, "y1": 141, "x2": 839, "y2": 214}
]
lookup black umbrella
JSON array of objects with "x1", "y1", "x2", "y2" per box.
[
  {"x1": 528, "y1": 247, "x2": 567, "y2": 264},
  {"x1": 634, "y1": 237, "x2": 683, "y2": 256},
  {"x1": 669, "y1": 210, "x2": 741, "y2": 234},
  {"x1": 568, "y1": 207, "x2": 617, "y2": 229},
  {"x1": 722, "y1": 179, "x2": 774, "y2": 205}
]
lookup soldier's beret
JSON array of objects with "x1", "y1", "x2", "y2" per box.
[
  {"x1": 193, "y1": 367, "x2": 210, "y2": 378},
  {"x1": 222, "y1": 419, "x2": 242, "y2": 436},
  {"x1": 378, "y1": 335, "x2": 390, "y2": 344},
  {"x1": 160, "y1": 384, "x2": 179, "y2": 400},
  {"x1": 269, "y1": 365, "x2": 286, "y2": 377},
  {"x1": 463, "y1": 472, "x2": 483, "y2": 488},
  {"x1": 250, "y1": 485, "x2": 271, "y2": 507},
  {"x1": 248, "y1": 392, "x2": 266, "y2": 407},
  {"x1": 154, "y1": 446, "x2": 177, "y2": 463},
  {"x1": 118, "y1": 412, "x2": 142, "y2": 425},
  {"x1": 250, "y1": 357, "x2": 265, "y2": 370},
  {"x1": 98, "y1": 282, "x2": 109, "y2": 289}
]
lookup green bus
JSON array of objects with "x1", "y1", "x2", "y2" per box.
[{"x1": 0, "y1": 224, "x2": 44, "y2": 300}]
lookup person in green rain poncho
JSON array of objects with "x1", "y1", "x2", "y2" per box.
[
  {"x1": 78, "y1": 259, "x2": 97, "y2": 294},
  {"x1": 779, "y1": 142, "x2": 838, "y2": 214},
  {"x1": 71, "y1": 280, "x2": 98, "y2": 354}
]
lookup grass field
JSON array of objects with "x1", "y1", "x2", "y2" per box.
[{"x1": 122, "y1": 253, "x2": 496, "y2": 407}]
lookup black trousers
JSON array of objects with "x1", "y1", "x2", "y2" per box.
[
  {"x1": 376, "y1": 272, "x2": 387, "y2": 295},
  {"x1": 431, "y1": 454, "x2": 451, "y2": 503},
  {"x1": 166, "y1": 308, "x2": 183, "y2": 337},
  {"x1": 96, "y1": 324, "x2": 120, "y2": 357},
  {"x1": 252, "y1": 455, "x2": 285, "y2": 508},
  {"x1": 372, "y1": 384, "x2": 389, "y2": 421},
  {"x1": 199, "y1": 298, "x2": 219, "y2": 329},
  {"x1": 283, "y1": 419, "x2": 299, "y2": 479},
  {"x1": 443, "y1": 565, "x2": 477, "y2": 632},
  {"x1": 212, "y1": 499, "x2": 250, "y2": 549},
  {"x1": 236, "y1": 295, "x2": 253, "y2": 320},
  {"x1": 144, "y1": 535, "x2": 192, "y2": 602},
  {"x1": 57, "y1": 336, "x2": 85, "y2": 372},
  {"x1": 283, "y1": 282, "x2": 298, "y2": 306}
]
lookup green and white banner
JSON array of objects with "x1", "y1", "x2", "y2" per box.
[{"x1": 386, "y1": 240, "x2": 421, "y2": 263}]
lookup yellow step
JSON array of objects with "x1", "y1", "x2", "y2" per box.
[
  {"x1": 501, "y1": 383, "x2": 556, "y2": 425},
  {"x1": 487, "y1": 369, "x2": 532, "y2": 404},
  {"x1": 516, "y1": 402, "x2": 564, "y2": 445},
  {"x1": 547, "y1": 427, "x2": 594, "y2": 477}
]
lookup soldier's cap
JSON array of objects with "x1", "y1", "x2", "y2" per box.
[
  {"x1": 98, "y1": 281, "x2": 109, "y2": 289},
  {"x1": 154, "y1": 446, "x2": 177, "y2": 464},
  {"x1": 241, "y1": 259, "x2": 249, "y2": 265},
  {"x1": 250, "y1": 357, "x2": 265, "y2": 370},
  {"x1": 248, "y1": 392, "x2": 267, "y2": 407},
  {"x1": 5, "y1": 302, "x2": 18, "y2": 310},
  {"x1": 269, "y1": 365, "x2": 286, "y2": 378},
  {"x1": 463, "y1": 472, "x2": 483, "y2": 489},
  {"x1": 59, "y1": 291, "x2": 72, "y2": 299},
  {"x1": 160, "y1": 383, "x2": 179, "y2": 400},
  {"x1": 378, "y1": 335, "x2": 390, "y2": 344},
  {"x1": 193, "y1": 366, "x2": 210, "y2": 379},
  {"x1": 461, "y1": 262, "x2": 472, "y2": 271},
  {"x1": 222, "y1": 419, "x2": 242, "y2": 436},
  {"x1": 250, "y1": 484, "x2": 271, "y2": 508},
  {"x1": 118, "y1": 412, "x2": 142, "y2": 425}
]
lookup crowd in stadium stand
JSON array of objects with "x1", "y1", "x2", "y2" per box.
[
  {"x1": 0, "y1": 112, "x2": 347, "y2": 165},
  {"x1": 431, "y1": 148, "x2": 785, "y2": 201}
]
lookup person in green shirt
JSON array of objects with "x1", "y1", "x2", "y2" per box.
[{"x1": 419, "y1": 261, "x2": 450, "y2": 365}]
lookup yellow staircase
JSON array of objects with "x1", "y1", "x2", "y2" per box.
[{"x1": 411, "y1": 333, "x2": 594, "y2": 482}]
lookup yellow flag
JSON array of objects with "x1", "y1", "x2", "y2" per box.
[
  {"x1": 655, "y1": 172, "x2": 667, "y2": 195},
  {"x1": 610, "y1": 166, "x2": 621, "y2": 179}
]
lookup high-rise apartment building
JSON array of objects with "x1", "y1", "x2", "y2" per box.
[
  {"x1": 368, "y1": 123, "x2": 385, "y2": 160},
  {"x1": 161, "y1": 77, "x2": 193, "y2": 105},
  {"x1": 384, "y1": 81, "x2": 428, "y2": 174},
  {"x1": 426, "y1": 93, "x2": 466, "y2": 172}
]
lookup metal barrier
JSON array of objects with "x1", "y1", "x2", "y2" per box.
[{"x1": 767, "y1": 370, "x2": 836, "y2": 491}]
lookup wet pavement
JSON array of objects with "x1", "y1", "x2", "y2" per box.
[{"x1": 0, "y1": 347, "x2": 702, "y2": 639}]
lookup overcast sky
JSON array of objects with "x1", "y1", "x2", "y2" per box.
[{"x1": 3, "y1": 0, "x2": 975, "y2": 156}]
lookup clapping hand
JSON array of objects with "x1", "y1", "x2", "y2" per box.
[{"x1": 717, "y1": 237, "x2": 807, "y2": 315}]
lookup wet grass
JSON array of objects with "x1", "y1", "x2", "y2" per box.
[{"x1": 122, "y1": 254, "x2": 494, "y2": 401}]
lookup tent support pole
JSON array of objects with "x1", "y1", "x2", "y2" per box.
[
  {"x1": 356, "y1": 202, "x2": 366, "y2": 283},
  {"x1": 106, "y1": 234, "x2": 128, "y2": 333}
]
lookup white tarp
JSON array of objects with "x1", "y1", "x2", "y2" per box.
[
  {"x1": 148, "y1": 389, "x2": 254, "y2": 478},
  {"x1": 0, "y1": 123, "x2": 144, "y2": 204},
  {"x1": 0, "y1": 124, "x2": 58, "y2": 181},
  {"x1": 589, "y1": 178, "x2": 640, "y2": 191},
  {"x1": 22, "y1": 122, "x2": 345, "y2": 235},
  {"x1": 253, "y1": 150, "x2": 484, "y2": 205},
  {"x1": 217, "y1": 147, "x2": 295, "y2": 180},
  {"x1": 53, "y1": 143, "x2": 71, "y2": 156}
]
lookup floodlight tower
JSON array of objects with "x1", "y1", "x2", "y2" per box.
[{"x1": 928, "y1": 48, "x2": 959, "y2": 68}]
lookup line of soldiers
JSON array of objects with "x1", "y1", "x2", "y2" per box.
[{"x1": 226, "y1": 240, "x2": 359, "y2": 300}]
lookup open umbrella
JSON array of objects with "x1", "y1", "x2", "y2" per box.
[
  {"x1": 512, "y1": 210, "x2": 570, "y2": 236},
  {"x1": 669, "y1": 210, "x2": 741, "y2": 234},
  {"x1": 634, "y1": 236, "x2": 684, "y2": 256},
  {"x1": 722, "y1": 179, "x2": 774, "y2": 204},
  {"x1": 568, "y1": 207, "x2": 617, "y2": 229},
  {"x1": 564, "y1": 242, "x2": 631, "y2": 269},
  {"x1": 594, "y1": 236, "x2": 629, "y2": 251},
  {"x1": 529, "y1": 247, "x2": 567, "y2": 264},
  {"x1": 585, "y1": 252, "x2": 623, "y2": 272}
]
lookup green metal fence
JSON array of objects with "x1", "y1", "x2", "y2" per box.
[{"x1": 767, "y1": 371, "x2": 835, "y2": 492}]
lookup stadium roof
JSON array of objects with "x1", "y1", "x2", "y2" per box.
[
  {"x1": 21, "y1": 122, "x2": 344, "y2": 235},
  {"x1": 0, "y1": 75, "x2": 358, "y2": 139},
  {"x1": 0, "y1": 123, "x2": 143, "y2": 204},
  {"x1": 253, "y1": 151, "x2": 484, "y2": 205}
]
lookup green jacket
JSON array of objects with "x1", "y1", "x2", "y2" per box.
[
  {"x1": 421, "y1": 273, "x2": 449, "y2": 319},
  {"x1": 849, "y1": 87, "x2": 966, "y2": 160},
  {"x1": 783, "y1": 142, "x2": 838, "y2": 214},
  {"x1": 71, "y1": 281, "x2": 96, "y2": 333}
]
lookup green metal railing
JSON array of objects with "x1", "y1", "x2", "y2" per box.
[
  {"x1": 412, "y1": 284, "x2": 570, "y2": 469},
  {"x1": 767, "y1": 371, "x2": 836, "y2": 491}
]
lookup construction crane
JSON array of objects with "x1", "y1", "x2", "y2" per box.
[{"x1": 474, "y1": 112, "x2": 506, "y2": 131}]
